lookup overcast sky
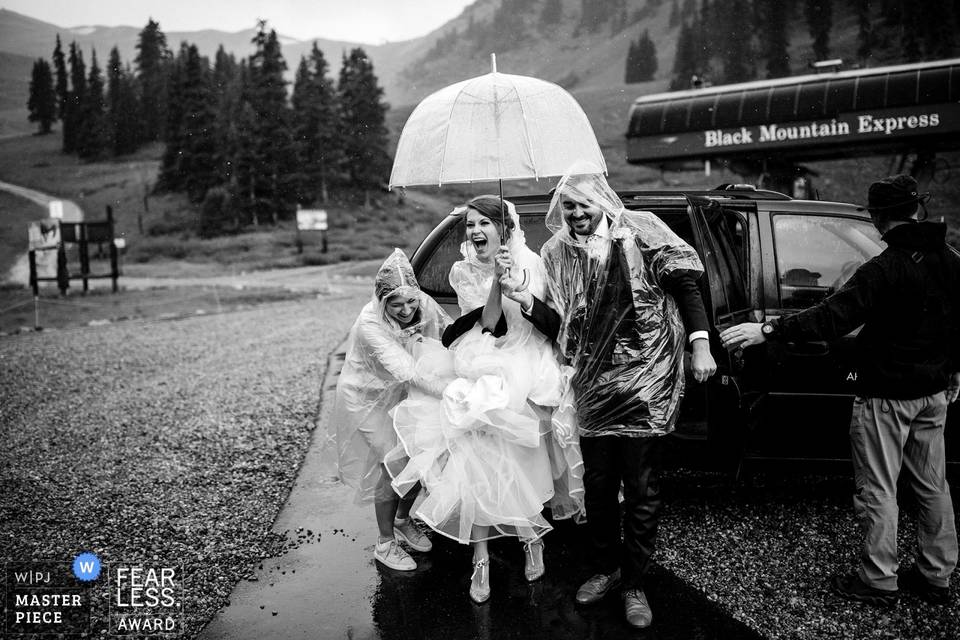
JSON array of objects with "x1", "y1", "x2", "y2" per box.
[{"x1": 3, "y1": 0, "x2": 475, "y2": 44}]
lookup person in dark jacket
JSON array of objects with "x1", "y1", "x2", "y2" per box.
[
  {"x1": 501, "y1": 170, "x2": 716, "y2": 628},
  {"x1": 720, "y1": 174, "x2": 960, "y2": 607}
]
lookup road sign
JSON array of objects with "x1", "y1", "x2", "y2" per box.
[{"x1": 297, "y1": 209, "x2": 328, "y2": 231}]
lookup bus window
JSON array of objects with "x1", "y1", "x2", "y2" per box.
[
  {"x1": 740, "y1": 89, "x2": 770, "y2": 125},
  {"x1": 662, "y1": 99, "x2": 691, "y2": 133},
  {"x1": 769, "y1": 85, "x2": 799, "y2": 121},
  {"x1": 796, "y1": 82, "x2": 828, "y2": 119},
  {"x1": 918, "y1": 67, "x2": 949, "y2": 103},
  {"x1": 855, "y1": 75, "x2": 887, "y2": 110},
  {"x1": 688, "y1": 95, "x2": 718, "y2": 130},
  {"x1": 825, "y1": 79, "x2": 854, "y2": 115},
  {"x1": 715, "y1": 91, "x2": 744, "y2": 126}
]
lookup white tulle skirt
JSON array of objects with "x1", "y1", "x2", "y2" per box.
[{"x1": 386, "y1": 333, "x2": 583, "y2": 544}]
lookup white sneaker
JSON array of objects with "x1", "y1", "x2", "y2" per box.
[
  {"x1": 374, "y1": 538, "x2": 416, "y2": 571},
  {"x1": 394, "y1": 518, "x2": 433, "y2": 552}
]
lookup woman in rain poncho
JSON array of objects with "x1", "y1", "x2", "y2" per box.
[
  {"x1": 332, "y1": 248, "x2": 452, "y2": 572},
  {"x1": 533, "y1": 169, "x2": 715, "y2": 628},
  {"x1": 387, "y1": 195, "x2": 584, "y2": 604}
]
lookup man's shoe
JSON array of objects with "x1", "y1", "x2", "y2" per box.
[
  {"x1": 575, "y1": 569, "x2": 621, "y2": 605},
  {"x1": 469, "y1": 557, "x2": 490, "y2": 604},
  {"x1": 374, "y1": 538, "x2": 417, "y2": 571},
  {"x1": 898, "y1": 564, "x2": 950, "y2": 605},
  {"x1": 830, "y1": 572, "x2": 898, "y2": 606},
  {"x1": 523, "y1": 539, "x2": 545, "y2": 582},
  {"x1": 623, "y1": 589, "x2": 653, "y2": 628},
  {"x1": 394, "y1": 518, "x2": 432, "y2": 552}
]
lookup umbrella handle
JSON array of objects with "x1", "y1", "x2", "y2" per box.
[{"x1": 506, "y1": 267, "x2": 529, "y2": 293}]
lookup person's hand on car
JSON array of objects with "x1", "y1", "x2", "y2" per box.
[
  {"x1": 719, "y1": 323, "x2": 766, "y2": 350},
  {"x1": 947, "y1": 372, "x2": 960, "y2": 403}
]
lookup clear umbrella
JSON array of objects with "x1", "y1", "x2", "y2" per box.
[
  {"x1": 390, "y1": 55, "x2": 607, "y2": 287},
  {"x1": 390, "y1": 54, "x2": 606, "y2": 192}
]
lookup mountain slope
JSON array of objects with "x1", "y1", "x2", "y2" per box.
[{"x1": 0, "y1": 9, "x2": 394, "y2": 99}]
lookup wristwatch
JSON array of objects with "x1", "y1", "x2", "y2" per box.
[{"x1": 761, "y1": 320, "x2": 777, "y2": 338}]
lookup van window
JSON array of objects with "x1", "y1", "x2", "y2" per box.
[
  {"x1": 772, "y1": 214, "x2": 884, "y2": 309},
  {"x1": 416, "y1": 219, "x2": 464, "y2": 299},
  {"x1": 695, "y1": 205, "x2": 748, "y2": 317}
]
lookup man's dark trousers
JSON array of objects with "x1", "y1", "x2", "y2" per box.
[{"x1": 580, "y1": 434, "x2": 663, "y2": 589}]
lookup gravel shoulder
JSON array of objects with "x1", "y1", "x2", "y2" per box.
[{"x1": 0, "y1": 292, "x2": 367, "y2": 638}]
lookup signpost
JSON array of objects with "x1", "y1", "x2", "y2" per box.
[
  {"x1": 28, "y1": 205, "x2": 120, "y2": 296},
  {"x1": 295, "y1": 208, "x2": 329, "y2": 254}
]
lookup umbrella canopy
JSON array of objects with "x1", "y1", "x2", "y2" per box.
[{"x1": 389, "y1": 65, "x2": 607, "y2": 188}]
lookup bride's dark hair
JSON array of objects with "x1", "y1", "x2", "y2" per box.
[{"x1": 466, "y1": 195, "x2": 516, "y2": 234}]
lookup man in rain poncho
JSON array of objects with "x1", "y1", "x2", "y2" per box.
[{"x1": 527, "y1": 170, "x2": 716, "y2": 628}]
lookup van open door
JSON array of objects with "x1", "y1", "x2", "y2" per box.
[{"x1": 681, "y1": 196, "x2": 758, "y2": 470}]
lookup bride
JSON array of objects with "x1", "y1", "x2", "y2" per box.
[{"x1": 386, "y1": 195, "x2": 583, "y2": 603}]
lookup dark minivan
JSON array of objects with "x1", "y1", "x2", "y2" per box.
[{"x1": 409, "y1": 187, "x2": 958, "y2": 470}]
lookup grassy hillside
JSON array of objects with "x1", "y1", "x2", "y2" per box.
[
  {"x1": 0, "y1": 134, "x2": 456, "y2": 282},
  {"x1": 0, "y1": 50, "x2": 35, "y2": 138}
]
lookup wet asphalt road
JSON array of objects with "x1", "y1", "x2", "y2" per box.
[
  {"x1": 199, "y1": 349, "x2": 763, "y2": 640},
  {"x1": 199, "y1": 477, "x2": 762, "y2": 640},
  {"x1": 194, "y1": 300, "x2": 958, "y2": 640}
]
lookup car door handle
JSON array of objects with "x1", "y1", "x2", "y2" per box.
[{"x1": 784, "y1": 341, "x2": 830, "y2": 356}]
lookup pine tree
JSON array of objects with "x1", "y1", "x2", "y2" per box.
[
  {"x1": 640, "y1": 31, "x2": 658, "y2": 81},
  {"x1": 158, "y1": 43, "x2": 219, "y2": 201},
  {"x1": 880, "y1": 0, "x2": 901, "y2": 26},
  {"x1": 159, "y1": 43, "x2": 188, "y2": 192},
  {"x1": 854, "y1": 0, "x2": 874, "y2": 62},
  {"x1": 625, "y1": 39, "x2": 639, "y2": 83},
  {"x1": 64, "y1": 42, "x2": 86, "y2": 154},
  {"x1": 107, "y1": 47, "x2": 141, "y2": 155},
  {"x1": 292, "y1": 42, "x2": 342, "y2": 204},
  {"x1": 338, "y1": 47, "x2": 390, "y2": 205},
  {"x1": 694, "y1": 0, "x2": 712, "y2": 76},
  {"x1": 211, "y1": 46, "x2": 240, "y2": 192},
  {"x1": 921, "y1": 2, "x2": 955, "y2": 58},
  {"x1": 901, "y1": 2, "x2": 922, "y2": 62},
  {"x1": 235, "y1": 22, "x2": 297, "y2": 225},
  {"x1": 135, "y1": 19, "x2": 170, "y2": 142},
  {"x1": 540, "y1": 0, "x2": 562, "y2": 29},
  {"x1": 669, "y1": 0, "x2": 682, "y2": 28},
  {"x1": 77, "y1": 49, "x2": 108, "y2": 159},
  {"x1": 52, "y1": 36, "x2": 68, "y2": 123},
  {"x1": 804, "y1": 0, "x2": 833, "y2": 61},
  {"x1": 626, "y1": 31, "x2": 658, "y2": 83},
  {"x1": 28, "y1": 59, "x2": 57, "y2": 134},
  {"x1": 761, "y1": 0, "x2": 791, "y2": 78},
  {"x1": 178, "y1": 45, "x2": 219, "y2": 202},
  {"x1": 718, "y1": 0, "x2": 751, "y2": 83},
  {"x1": 671, "y1": 21, "x2": 698, "y2": 89},
  {"x1": 219, "y1": 60, "x2": 253, "y2": 229}
]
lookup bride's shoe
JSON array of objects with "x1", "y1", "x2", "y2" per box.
[
  {"x1": 523, "y1": 539, "x2": 545, "y2": 582},
  {"x1": 469, "y1": 557, "x2": 490, "y2": 604}
]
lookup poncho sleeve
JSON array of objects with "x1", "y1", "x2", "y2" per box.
[
  {"x1": 354, "y1": 314, "x2": 416, "y2": 384},
  {"x1": 622, "y1": 210, "x2": 703, "y2": 284}
]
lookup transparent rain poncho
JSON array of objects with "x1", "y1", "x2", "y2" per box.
[
  {"x1": 541, "y1": 170, "x2": 704, "y2": 437},
  {"x1": 331, "y1": 248, "x2": 452, "y2": 503}
]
